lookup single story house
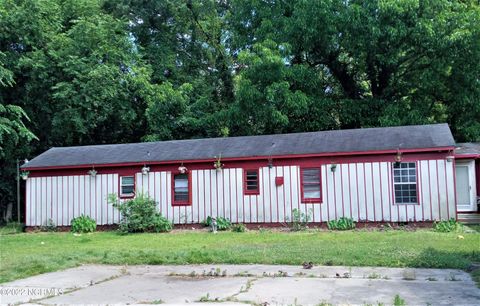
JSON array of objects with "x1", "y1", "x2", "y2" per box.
[{"x1": 21, "y1": 124, "x2": 478, "y2": 228}]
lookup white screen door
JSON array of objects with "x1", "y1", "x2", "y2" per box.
[{"x1": 455, "y1": 161, "x2": 476, "y2": 211}]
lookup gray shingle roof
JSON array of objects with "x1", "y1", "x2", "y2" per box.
[
  {"x1": 22, "y1": 124, "x2": 455, "y2": 169},
  {"x1": 455, "y1": 142, "x2": 480, "y2": 156}
]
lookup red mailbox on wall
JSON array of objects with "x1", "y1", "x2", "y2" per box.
[{"x1": 275, "y1": 176, "x2": 284, "y2": 186}]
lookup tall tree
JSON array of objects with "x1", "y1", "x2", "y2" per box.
[
  {"x1": 227, "y1": 0, "x2": 480, "y2": 140},
  {"x1": 104, "y1": 0, "x2": 235, "y2": 139},
  {"x1": 0, "y1": 0, "x2": 153, "y2": 222}
]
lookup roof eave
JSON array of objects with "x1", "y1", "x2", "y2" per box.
[{"x1": 21, "y1": 145, "x2": 455, "y2": 171}]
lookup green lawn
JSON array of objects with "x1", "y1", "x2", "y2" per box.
[{"x1": 1, "y1": 228, "x2": 479, "y2": 284}]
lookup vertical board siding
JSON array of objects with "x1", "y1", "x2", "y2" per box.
[{"x1": 25, "y1": 159, "x2": 457, "y2": 226}]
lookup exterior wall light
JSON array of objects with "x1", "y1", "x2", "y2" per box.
[
  {"x1": 394, "y1": 150, "x2": 403, "y2": 163},
  {"x1": 20, "y1": 171, "x2": 29, "y2": 180},
  {"x1": 178, "y1": 163, "x2": 188, "y2": 174},
  {"x1": 141, "y1": 166, "x2": 150, "y2": 175},
  {"x1": 88, "y1": 168, "x2": 97, "y2": 177},
  {"x1": 213, "y1": 155, "x2": 223, "y2": 172},
  {"x1": 446, "y1": 155, "x2": 455, "y2": 162}
]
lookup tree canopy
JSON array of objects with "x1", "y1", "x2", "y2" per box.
[{"x1": 1, "y1": 0, "x2": 479, "y2": 222}]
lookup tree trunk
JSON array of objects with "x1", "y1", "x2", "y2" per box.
[{"x1": 3, "y1": 202, "x2": 13, "y2": 222}]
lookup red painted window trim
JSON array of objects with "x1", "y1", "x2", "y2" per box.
[
  {"x1": 391, "y1": 161, "x2": 420, "y2": 205},
  {"x1": 119, "y1": 174, "x2": 136, "y2": 199},
  {"x1": 243, "y1": 168, "x2": 260, "y2": 195},
  {"x1": 171, "y1": 171, "x2": 192, "y2": 206},
  {"x1": 300, "y1": 167, "x2": 323, "y2": 204}
]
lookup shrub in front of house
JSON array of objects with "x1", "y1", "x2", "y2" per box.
[
  {"x1": 327, "y1": 217, "x2": 356, "y2": 230},
  {"x1": 231, "y1": 223, "x2": 247, "y2": 232},
  {"x1": 151, "y1": 213, "x2": 173, "y2": 232},
  {"x1": 202, "y1": 216, "x2": 232, "y2": 231},
  {"x1": 109, "y1": 193, "x2": 173, "y2": 233},
  {"x1": 290, "y1": 208, "x2": 311, "y2": 231},
  {"x1": 433, "y1": 218, "x2": 463, "y2": 233},
  {"x1": 71, "y1": 215, "x2": 96, "y2": 233}
]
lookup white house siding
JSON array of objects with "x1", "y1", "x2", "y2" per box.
[{"x1": 25, "y1": 160, "x2": 456, "y2": 226}]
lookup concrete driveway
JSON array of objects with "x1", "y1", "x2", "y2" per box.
[{"x1": 1, "y1": 264, "x2": 479, "y2": 305}]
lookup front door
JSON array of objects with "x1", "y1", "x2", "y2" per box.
[{"x1": 456, "y1": 161, "x2": 476, "y2": 212}]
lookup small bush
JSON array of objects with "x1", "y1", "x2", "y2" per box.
[
  {"x1": 433, "y1": 218, "x2": 463, "y2": 233},
  {"x1": 231, "y1": 223, "x2": 247, "y2": 232},
  {"x1": 152, "y1": 213, "x2": 173, "y2": 232},
  {"x1": 202, "y1": 216, "x2": 232, "y2": 231},
  {"x1": 290, "y1": 208, "x2": 311, "y2": 231},
  {"x1": 109, "y1": 193, "x2": 173, "y2": 233},
  {"x1": 327, "y1": 217, "x2": 356, "y2": 230},
  {"x1": 71, "y1": 215, "x2": 96, "y2": 233}
]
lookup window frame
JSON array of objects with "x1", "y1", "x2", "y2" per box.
[
  {"x1": 119, "y1": 175, "x2": 136, "y2": 199},
  {"x1": 300, "y1": 167, "x2": 322, "y2": 203},
  {"x1": 243, "y1": 168, "x2": 260, "y2": 195},
  {"x1": 171, "y1": 171, "x2": 192, "y2": 206},
  {"x1": 392, "y1": 161, "x2": 420, "y2": 205}
]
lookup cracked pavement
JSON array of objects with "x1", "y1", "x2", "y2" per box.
[{"x1": 1, "y1": 264, "x2": 479, "y2": 305}]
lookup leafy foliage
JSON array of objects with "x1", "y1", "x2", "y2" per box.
[
  {"x1": 231, "y1": 223, "x2": 247, "y2": 233},
  {"x1": 327, "y1": 218, "x2": 356, "y2": 231},
  {"x1": 0, "y1": 222, "x2": 24, "y2": 234},
  {"x1": 71, "y1": 215, "x2": 96, "y2": 233},
  {"x1": 202, "y1": 216, "x2": 232, "y2": 231},
  {"x1": 290, "y1": 208, "x2": 311, "y2": 231},
  {"x1": 433, "y1": 218, "x2": 464, "y2": 233},
  {"x1": 109, "y1": 193, "x2": 173, "y2": 233},
  {"x1": 393, "y1": 294, "x2": 406, "y2": 306},
  {"x1": 1, "y1": 0, "x2": 479, "y2": 222}
]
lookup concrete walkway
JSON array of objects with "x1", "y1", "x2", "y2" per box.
[{"x1": 1, "y1": 264, "x2": 479, "y2": 305}]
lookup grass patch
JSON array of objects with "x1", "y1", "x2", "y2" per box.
[
  {"x1": 0, "y1": 230, "x2": 479, "y2": 283},
  {"x1": 0, "y1": 222, "x2": 24, "y2": 235}
]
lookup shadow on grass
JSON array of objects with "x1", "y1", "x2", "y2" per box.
[{"x1": 411, "y1": 247, "x2": 480, "y2": 269}]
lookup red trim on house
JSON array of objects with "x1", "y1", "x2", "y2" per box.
[
  {"x1": 22, "y1": 146, "x2": 454, "y2": 172},
  {"x1": 370, "y1": 163, "x2": 376, "y2": 222},
  {"x1": 476, "y1": 160, "x2": 480, "y2": 199},
  {"x1": 118, "y1": 174, "x2": 136, "y2": 199},
  {"x1": 243, "y1": 168, "x2": 260, "y2": 195},
  {"x1": 324, "y1": 166, "x2": 329, "y2": 219},
  {"x1": 25, "y1": 152, "x2": 451, "y2": 178},
  {"x1": 171, "y1": 171, "x2": 192, "y2": 206},
  {"x1": 427, "y1": 161, "x2": 433, "y2": 220},
  {"x1": 300, "y1": 167, "x2": 323, "y2": 204},
  {"x1": 455, "y1": 154, "x2": 480, "y2": 159},
  {"x1": 355, "y1": 163, "x2": 361, "y2": 222},
  {"x1": 379, "y1": 163, "x2": 384, "y2": 222}
]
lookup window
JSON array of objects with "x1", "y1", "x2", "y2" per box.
[
  {"x1": 172, "y1": 173, "x2": 191, "y2": 205},
  {"x1": 244, "y1": 169, "x2": 259, "y2": 195},
  {"x1": 393, "y1": 162, "x2": 418, "y2": 204},
  {"x1": 120, "y1": 176, "x2": 135, "y2": 198},
  {"x1": 301, "y1": 168, "x2": 322, "y2": 203}
]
